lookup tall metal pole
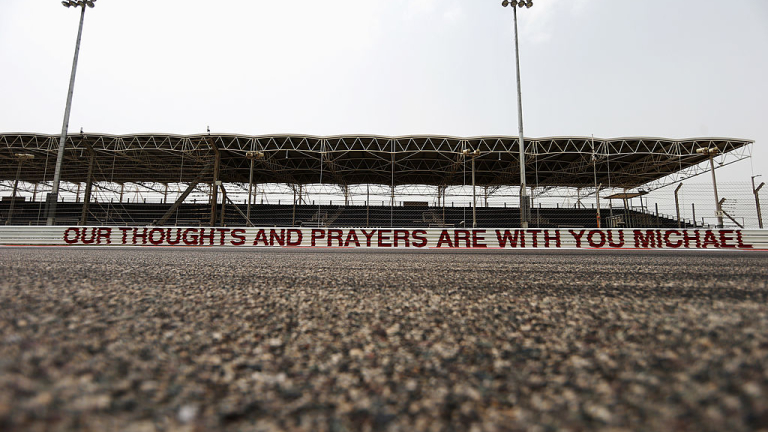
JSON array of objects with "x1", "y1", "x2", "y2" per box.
[
  {"x1": 674, "y1": 183, "x2": 683, "y2": 228},
  {"x1": 592, "y1": 135, "x2": 600, "y2": 228},
  {"x1": 753, "y1": 176, "x2": 764, "y2": 229},
  {"x1": 708, "y1": 153, "x2": 723, "y2": 228},
  {"x1": 247, "y1": 157, "x2": 254, "y2": 225},
  {"x1": 691, "y1": 203, "x2": 697, "y2": 228},
  {"x1": 48, "y1": 4, "x2": 88, "y2": 225},
  {"x1": 391, "y1": 140, "x2": 394, "y2": 227},
  {"x1": 472, "y1": 153, "x2": 477, "y2": 228},
  {"x1": 513, "y1": 5, "x2": 529, "y2": 228}
]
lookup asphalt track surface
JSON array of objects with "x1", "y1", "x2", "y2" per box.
[{"x1": 1, "y1": 248, "x2": 767, "y2": 432}]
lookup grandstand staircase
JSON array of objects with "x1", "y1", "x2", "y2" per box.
[
  {"x1": 302, "y1": 207, "x2": 344, "y2": 227},
  {"x1": 422, "y1": 210, "x2": 452, "y2": 228}
]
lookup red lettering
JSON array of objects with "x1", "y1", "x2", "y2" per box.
[
  {"x1": 344, "y1": 230, "x2": 360, "y2": 247},
  {"x1": 97, "y1": 228, "x2": 111, "y2": 245},
  {"x1": 436, "y1": 230, "x2": 453, "y2": 248},
  {"x1": 543, "y1": 230, "x2": 561, "y2": 248},
  {"x1": 495, "y1": 230, "x2": 524, "y2": 248},
  {"x1": 682, "y1": 230, "x2": 700, "y2": 248},
  {"x1": 269, "y1": 229, "x2": 285, "y2": 246},
  {"x1": 664, "y1": 230, "x2": 682, "y2": 248},
  {"x1": 63, "y1": 227, "x2": 80, "y2": 244},
  {"x1": 569, "y1": 230, "x2": 586, "y2": 248},
  {"x1": 412, "y1": 230, "x2": 428, "y2": 248},
  {"x1": 133, "y1": 228, "x2": 148, "y2": 245},
  {"x1": 253, "y1": 229, "x2": 269, "y2": 246},
  {"x1": 378, "y1": 230, "x2": 392, "y2": 247},
  {"x1": 216, "y1": 228, "x2": 229, "y2": 246},
  {"x1": 454, "y1": 230, "x2": 470, "y2": 248},
  {"x1": 633, "y1": 230, "x2": 656, "y2": 248},
  {"x1": 311, "y1": 229, "x2": 325, "y2": 247},
  {"x1": 737, "y1": 231, "x2": 753, "y2": 249},
  {"x1": 231, "y1": 229, "x2": 246, "y2": 246},
  {"x1": 328, "y1": 229, "x2": 343, "y2": 247},
  {"x1": 120, "y1": 227, "x2": 131, "y2": 244},
  {"x1": 702, "y1": 230, "x2": 719, "y2": 248},
  {"x1": 393, "y1": 230, "x2": 409, "y2": 247},
  {"x1": 608, "y1": 231, "x2": 624, "y2": 247},
  {"x1": 719, "y1": 230, "x2": 736, "y2": 248},
  {"x1": 81, "y1": 228, "x2": 97, "y2": 244},
  {"x1": 529, "y1": 230, "x2": 541, "y2": 248},
  {"x1": 199, "y1": 229, "x2": 215, "y2": 246},
  {"x1": 587, "y1": 230, "x2": 605, "y2": 248},
  {"x1": 361, "y1": 230, "x2": 376, "y2": 247},
  {"x1": 287, "y1": 229, "x2": 302, "y2": 246},
  {"x1": 166, "y1": 228, "x2": 182, "y2": 245},
  {"x1": 472, "y1": 230, "x2": 487, "y2": 248},
  {"x1": 183, "y1": 228, "x2": 199, "y2": 245},
  {"x1": 148, "y1": 228, "x2": 165, "y2": 245}
]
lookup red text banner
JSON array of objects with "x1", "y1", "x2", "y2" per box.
[{"x1": 31, "y1": 227, "x2": 765, "y2": 250}]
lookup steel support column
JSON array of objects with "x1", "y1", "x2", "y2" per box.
[
  {"x1": 79, "y1": 145, "x2": 95, "y2": 226},
  {"x1": 674, "y1": 183, "x2": 683, "y2": 228},
  {"x1": 154, "y1": 166, "x2": 212, "y2": 226},
  {"x1": 6, "y1": 162, "x2": 24, "y2": 225},
  {"x1": 209, "y1": 145, "x2": 221, "y2": 227},
  {"x1": 752, "y1": 176, "x2": 764, "y2": 229},
  {"x1": 708, "y1": 153, "x2": 723, "y2": 228}
]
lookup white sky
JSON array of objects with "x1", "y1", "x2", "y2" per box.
[{"x1": 1, "y1": 0, "x2": 767, "y2": 184}]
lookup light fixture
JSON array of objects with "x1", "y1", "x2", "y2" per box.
[
  {"x1": 49, "y1": 0, "x2": 97, "y2": 225},
  {"x1": 502, "y1": 0, "x2": 533, "y2": 228},
  {"x1": 696, "y1": 147, "x2": 719, "y2": 155},
  {"x1": 62, "y1": 0, "x2": 96, "y2": 8}
]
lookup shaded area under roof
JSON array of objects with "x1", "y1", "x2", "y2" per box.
[{"x1": 0, "y1": 133, "x2": 753, "y2": 190}]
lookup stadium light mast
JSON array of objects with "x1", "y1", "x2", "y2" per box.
[
  {"x1": 47, "y1": 0, "x2": 96, "y2": 225},
  {"x1": 502, "y1": 0, "x2": 532, "y2": 228}
]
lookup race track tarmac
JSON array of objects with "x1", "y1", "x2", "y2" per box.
[{"x1": 1, "y1": 248, "x2": 767, "y2": 431}]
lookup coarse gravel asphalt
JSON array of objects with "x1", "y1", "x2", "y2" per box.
[{"x1": 1, "y1": 247, "x2": 767, "y2": 432}]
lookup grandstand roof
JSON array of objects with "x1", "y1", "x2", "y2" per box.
[{"x1": 0, "y1": 133, "x2": 753, "y2": 190}]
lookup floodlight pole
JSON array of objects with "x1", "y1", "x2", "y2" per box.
[
  {"x1": 503, "y1": 1, "x2": 532, "y2": 228},
  {"x1": 472, "y1": 151, "x2": 477, "y2": 228},
  {"x1": 48, "y1": 2, "x2": 91, "y2": 225},
  {"x1": 513, "y1": 6, "x2": 529, "y2": 228}
]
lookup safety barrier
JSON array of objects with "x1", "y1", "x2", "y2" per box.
[{"x1": 1, "y1": 226, "x2": 767, "y2": 250}]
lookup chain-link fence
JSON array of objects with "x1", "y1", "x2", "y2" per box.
[{"x1": 1, "y1": 181, "x2": 765, "y2": 229}]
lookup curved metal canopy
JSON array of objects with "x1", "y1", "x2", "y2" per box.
[{"x1": 0, "y1": 133, "x2": 753, "y2": 190}]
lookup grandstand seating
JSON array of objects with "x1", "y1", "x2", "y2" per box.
[{"x1": 0, "y1": 198, "x2": 697, "y2": 228}]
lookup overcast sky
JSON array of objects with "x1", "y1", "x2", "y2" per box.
[{"x1": 1, "y1": 0, "x2": 766, "y2": 184}]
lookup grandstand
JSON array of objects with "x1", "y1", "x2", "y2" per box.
[
  {"x1": 0, "y1": 191, "x2": 698, "y2": 229},
  {"x1": 0, "y1": 133, "x2": 753, "y2": 228}
]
